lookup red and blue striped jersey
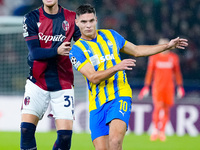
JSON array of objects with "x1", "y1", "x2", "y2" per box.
[{"x1": 23, "y1": 5, "x2": 80, "y2": 91}]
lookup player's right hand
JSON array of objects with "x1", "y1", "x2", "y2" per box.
[
  {"x1": 138, "y1": 86, "x2": 150, "y2": 100},
  {"x1": 57, "y1": 41, "x2": 71, "y2": 56},
  {"x1": 116, "y1": 59, "x2": 136, "y2": 71}
]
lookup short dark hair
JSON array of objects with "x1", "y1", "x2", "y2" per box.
[{"x1": 76, "y1": 4, "x2": 96, "y2": 17}]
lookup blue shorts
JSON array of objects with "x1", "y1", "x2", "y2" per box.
[{"x1": 89, "y1": 97, "x2": 132, "y2": 141}]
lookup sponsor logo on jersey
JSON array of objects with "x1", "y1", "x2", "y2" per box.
[
  {"x1": 24, "y1": 96, "x2": 30, "y2": 105},
  {"x1": 156, "y1": 61, "x2": 173, "y2": 68},
  {"x1": 89, "y1": 54, "x2": 115, "y2": 66},
  {"x1": 99, "y1": 54, "x2": 115, "y2": 63},
  {"x1": 90, "y1": 55, "x2": 100, "y2": 66},
  {"x1": 62, "y1": 20, "x2": 70, "y2": 31},
  {"x1": 38, "y1": 32, "x2": 66, "y2": 43}
]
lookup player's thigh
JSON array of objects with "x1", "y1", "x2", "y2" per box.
[
  {"x1": 89, "y1": 103, "x2": 110, "y2": 141},
  {"x1": 21, "y1": 79, "x2": 50, "y2": 120},
  {"x1": 50, "y1": 88, "x2": 75, "y2": 121},
  {"x1": 21, "y1": 114, "x2": 39, "y2": 126},
  {"x1": 109, "y1": 119, "x2": 126, "y2": 139},
  {"x1": 55, "y1": 119, "x2": 73, "y2": 130},
  {"x1": 93, "y1": 135, "x2": 109, "y2": 150}
]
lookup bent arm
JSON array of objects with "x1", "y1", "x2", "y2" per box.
[
  {"x1": 27, "y1": 40, "x2": 72, "y2": 60},
  {"x1": 27, "y1": 39, "x2": 58, "y2": 60},
  {"x1": 79, "y1": 59, "x2": 136, "y2": 84}
]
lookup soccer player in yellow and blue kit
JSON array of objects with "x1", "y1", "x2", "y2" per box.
[{"x1": 69, "y1": 4, "x2": 188, "y2": 150}]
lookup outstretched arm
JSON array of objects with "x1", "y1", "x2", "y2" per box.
[
  {"x1": 79, "y1": 59, "x2": 136, "y2": 84},
  {"x1": 120, "y1": 37, "x2": 188, "y2": 57}
]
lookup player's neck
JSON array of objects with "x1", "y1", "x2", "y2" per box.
[
  {"x1": 43, "y1": 4, "x2": 59, "y2": 15},
  {"x1": 81, "y1": 33, "x2": 97, "y2": 41}
]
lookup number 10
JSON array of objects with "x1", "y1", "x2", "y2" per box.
[{"x1": 119, "y1": 100, "x2": 127, "y2": 112}]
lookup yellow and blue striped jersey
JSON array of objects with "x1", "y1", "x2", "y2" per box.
[{"x1": 69, "y1": 29, "x2": 132, "y2": 111}]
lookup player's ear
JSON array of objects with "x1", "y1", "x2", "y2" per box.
[{"x1": 75, "y1": 19, "x2": 78, "y2": 27}]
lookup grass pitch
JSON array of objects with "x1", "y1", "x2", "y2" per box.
[{"x1": 0, "y1": 131, "x2": 199, "y2": 150}]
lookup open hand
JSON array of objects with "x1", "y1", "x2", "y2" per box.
[
  {"x1": 166, "y1": 37, "x2": 188, "y2": 50},
  {"x1": 116, "y1": 59, "x2": 136, "y2": 71}
]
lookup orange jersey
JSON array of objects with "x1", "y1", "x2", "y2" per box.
[{"x1": 144, "y1": 52, "x2": 183, "y2": 105}]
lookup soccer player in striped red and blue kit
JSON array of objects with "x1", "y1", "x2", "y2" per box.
[{"x1": 21, "y1": 0, "x2": 80, "y2": 150}]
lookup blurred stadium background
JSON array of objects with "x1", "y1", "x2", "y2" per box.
[{"x1": 0, "y1": 0, "x2": 200, "y2": 146}]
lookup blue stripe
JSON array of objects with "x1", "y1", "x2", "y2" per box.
[
  {"x1": 109, "y1": 30, "x2": 120, "y2": 53},
  {"x1": 80, "y1": 40, "x2": 98, "y2": 70},
  {"x1": 123, "y1": 70, "x2": 126, "y2": 83},
  {"x1": 95, "y1": 84, "x2": 100, "y2": 108},
  {"x1": 45, "y1": 57, "x2": 62, "y2": 91},
  {"x1": 80, "y1": 40, "x2": 100, "y2": 107},
  {"x1": 86, "y1": 78, "x2": 92, "y2": 92},
  {"x1": 96, "y1": 41, "x2": 109, "y2": 102},
  {"x1": 99, "y1": 31, "x2": 119, "y2": 98},
  {"x1": 52, "y1": 14, "x2": 65, "y2": 48},
  {"x1": 104, "y1": 80, "x2": 108, "y2": 101}
]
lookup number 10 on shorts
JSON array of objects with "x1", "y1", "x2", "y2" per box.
[{"x1": 119, "y1": 100, "x2": 128, "y2": 112}]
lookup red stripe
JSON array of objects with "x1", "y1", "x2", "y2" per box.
[
  {"x1": 57, "y1": 9, "x2": 75, "y2": 89},
  {"x1": 25, "y1": 35, "x2": 38, "y2": 41},
  {"x1": 33, "y1": 7, "x2": 52, "y2": 89},
  {"x1": 39, "y1": 7, "x2": 53, "y2": 48},
  {"x1": 57, "y1": 55, "x2": 74, "y2": 89},
  {"x1": 63, "y1": 9, "x2": 76, "y2": 42},
  {"x1": 32, "y1": 61, "x2": 48, "y2": 90}
]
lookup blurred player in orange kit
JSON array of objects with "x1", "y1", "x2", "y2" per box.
[{"x1": 138, "y1": 38, "x2": 185, "y2": 141}]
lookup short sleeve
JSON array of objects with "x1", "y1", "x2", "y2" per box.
[
  {"x1": 109, "y1": 29, "x2": 127, "y2": 49},
  {"x1": 69, "y1": 45, "x2": 89, "y2": 71}
]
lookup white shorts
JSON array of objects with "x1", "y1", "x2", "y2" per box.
[{"x1": 21, "y1": 79, "x2": 75, "y2": 120}]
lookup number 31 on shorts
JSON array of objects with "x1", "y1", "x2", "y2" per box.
[{"x1": 64, "y1": 95, "x2": 74, "y2": 108}]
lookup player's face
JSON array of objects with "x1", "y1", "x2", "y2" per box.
[
  {"x1": 42, "y1": 0, "x2": 58, "y2": 7},
  {"x1": 76, "y1": 13, "x2": 97, "y2": 40}
]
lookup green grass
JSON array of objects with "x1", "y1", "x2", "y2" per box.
[{"x1": 0, "y1": 131, "x2": 200, "y2": 150}]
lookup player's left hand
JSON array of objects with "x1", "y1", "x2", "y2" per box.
[
  {"x1": 138, "y1": 86, "x2": 150, "y2": 100},
  {"x1": 177, "y1": 86, "x2": 185, "y2": 99},
  {"x1": 167, "y1": 37, "x2": 188, "y2": 50}
]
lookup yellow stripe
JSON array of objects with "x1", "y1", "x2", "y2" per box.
[
  {"x1": 74, "y1": 30, "x2": 132, "y2": 112},
  {"x1": 100, "y1": 30, "x2": 130, "y2": 97},
  {"x1": 77, "y1": 60, "x2": 88, "y2": 71},
  {"x1": 96, "y1": 33, "x2": 115, "y2": 102}
]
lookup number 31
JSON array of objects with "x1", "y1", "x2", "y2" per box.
[{"x1": 64, "y1": 95, "x2": 74, "y2": 108}]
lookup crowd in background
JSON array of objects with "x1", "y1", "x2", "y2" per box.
[
  {"x1": 94, "y1": 0, "x2": 200, "y2": 84},
  {"x1": 0, "y1": 0, "x2": 199, "y2": 88}
]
